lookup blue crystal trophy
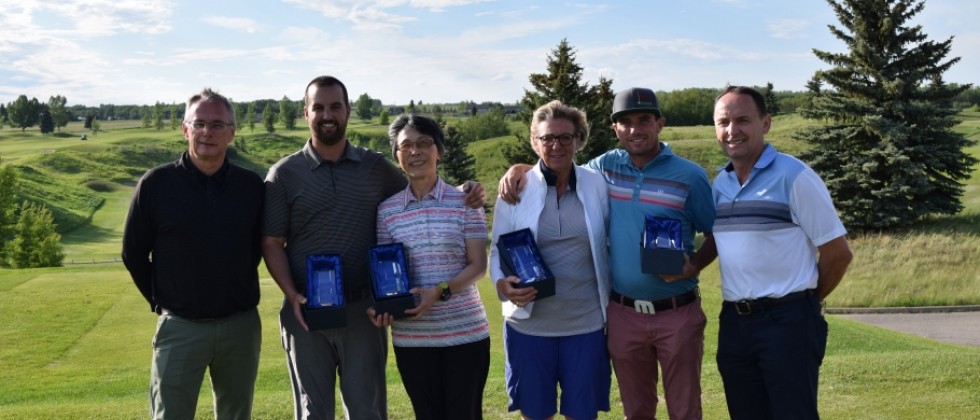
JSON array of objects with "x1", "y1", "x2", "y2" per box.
[
  {"x1": 304, "y1": 254, "x2": 346, "y2": 330},
  {"x1": 370, "y1": 243, "x2": 415, "y2": 319},
  {"x1": 496, "y1": 228, "x2": 555, "y2": 299},
  {"x1": 641, "y1": 216, "x2": 685, "y2": 275}
]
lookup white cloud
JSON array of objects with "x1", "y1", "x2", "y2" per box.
[
  {"x1": 767, "y1": 19, "x2": 810, "y2": 40},
  {"x1": 202, "y1": 16, "x2": 259, "y2": 34}
]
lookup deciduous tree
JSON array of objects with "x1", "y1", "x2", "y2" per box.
[
  {"x1": 7, "y1": 95, "x2": 40, "y2": 131},
  {"x1": 279, "y1": 96, "x2": 298, "y2": 130},
  {"x1": 169, "y1": 103, "x2": 180, "y2": 130},
  {"x1": 246, "y1": 101, "x2": 257, "y2": 133},
  {"x1": 153, "y1": 102, "x2": 165, "y2": 130},
  {"x1": 355, "y1": 93, "x2": 374, "y2": 120},
  {"x1": 47, "y1": 95, "x2": 71, "y2": 131},
  {"x1": 797, "y1": 0, "x2": 977, "y2": 230}
]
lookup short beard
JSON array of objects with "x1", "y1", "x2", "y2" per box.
[{"x1": 312, "y1": 121, "x2": 347, "y2": 146}]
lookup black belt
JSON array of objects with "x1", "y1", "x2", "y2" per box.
[
  {"x1": 159, "y1": 307, "x2": 250, "y2": 322},
  {"x1": 724, "y1": 289, "x2": 814, "y2": 315},
  {"x1": 611, "y1": 288, "x2": 699, "y2": 315}
]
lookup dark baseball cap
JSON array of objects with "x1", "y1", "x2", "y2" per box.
[{"x1": 611, "y1": 87, "x2": 662, "y2": 121}]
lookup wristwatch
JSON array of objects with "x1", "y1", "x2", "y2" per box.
[{"x1": 438, "y1": 281, "x2": 451, "y2": 301}]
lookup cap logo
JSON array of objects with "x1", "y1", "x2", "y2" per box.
[{"x1": 634, "y1": 90, "x2": 656, "y2": 106}]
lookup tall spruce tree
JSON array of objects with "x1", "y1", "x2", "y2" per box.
[
  {"x1": 38, "y1": 108, "x2": 55, "y2": 134},
  {"x1": 796, "y1": 0, "x2": 977, "y2": 230},
  {"x1": 262, "y1": 106, "x2": 276, "y2": 133},
  {"x1": 504, "y1": 39, "x2": 616, "y2": 165},
  {"x1": 4, "y1": 202, "x2": 63, "y2": 268},
  {"x1": 438, "y1": 124, "x2": 477, "y2": 186},
  {"x1": 763, "y1": 82, "x2": 780, "y2": 115}
]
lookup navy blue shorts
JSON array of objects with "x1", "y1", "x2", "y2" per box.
[{"x1": 503, "y1": 324, "x2": 611, "y2": 420}]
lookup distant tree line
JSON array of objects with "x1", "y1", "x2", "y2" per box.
[{"x1": 5, "y1": 84, "x2": 978, "y2": 134}]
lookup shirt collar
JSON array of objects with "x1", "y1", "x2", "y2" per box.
[
  {"x1": 615, "y1": 141, "x2": 675, "y2": 170},
  {"x1": 400, "y1": 177, "x2": 447, "y2": 208},
  {"x1": 721, "y1": 143, "x2": 776, "y2": 173},
  {"x1": 302, "y1": 138, "x2": 361, "y2": 170},
  {"x1": 538, "y1": 160, "x2": 577, "y2": 191},
  {"x1": 178, "y1": 151, "x2": 228, "y2": 182}
]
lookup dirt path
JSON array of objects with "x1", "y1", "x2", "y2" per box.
[{"x1": 832, "y1": 309, "x2": 980, "y2": 347}]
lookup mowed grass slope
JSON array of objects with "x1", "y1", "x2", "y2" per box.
[
  {"x1": 1, "y1": 266, "x2": 978, "y2": 419},
  {"x1": 0, "y1": 113, "x2": 979, "y2": 418}
]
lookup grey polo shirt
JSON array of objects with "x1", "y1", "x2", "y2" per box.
[{"x1": 263, "y1": 139, "x2": 407, "y2": 298}]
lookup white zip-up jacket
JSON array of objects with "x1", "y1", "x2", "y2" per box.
[{"x1": 489, "y1": 163, "x2": 611, "y2": 321}]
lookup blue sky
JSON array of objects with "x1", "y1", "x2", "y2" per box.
[{"x1": 1, "y1": 0, "x2": 977, "y2": 107}]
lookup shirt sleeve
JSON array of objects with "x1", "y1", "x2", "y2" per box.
[
  {"x1": 262, "y1": 164, "x2": 290, "y2": 238},
  {"x1": 790, "y1": 167, "x2": 847, "y2": 247},
  {"x1": 376, "y1": 200, "x2": 394, "y2": 245},
  {"x1": 121, "y1": 173, "x2": 156, "y2": 310},
  {"x1": 463, "y1": 205, "x2": 488, "y2": 240},
  {"x1": 685, "y1": 167, "x2": 716, "y2": 234}
]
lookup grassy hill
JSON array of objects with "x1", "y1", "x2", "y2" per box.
[
  {"x1": 0, "y1": 114, "x2": 979, "y2": 418},
  {"x1": 2, "y1": 113, "x2": 979, "y2": 305}
]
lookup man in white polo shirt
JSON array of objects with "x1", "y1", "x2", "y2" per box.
[{"x1": 711, "y1": 85, "x2": 853, "y2": 420}]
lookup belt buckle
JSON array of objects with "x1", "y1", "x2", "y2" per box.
[
  {"x1": 633, "y1": 299, "x2": 656, "y2": 314},
  {"x1": 734, "y1": 300, "x2": 753, "y2": 315}
]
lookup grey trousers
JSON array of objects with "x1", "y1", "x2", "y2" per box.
[
  {"x1": 280, "y1": 297, "x2": 388, "y2": 420},
  {"x1": 150, "y1": 307, "x2": 261, "y2": 420}
]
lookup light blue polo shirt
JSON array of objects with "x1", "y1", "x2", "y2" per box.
[
  {"x1": 587, "y1": 143, "x2": 715, "y2": 300},
  {"x1": 712, "y1": 144, "x2": 847, "y2": 301}
]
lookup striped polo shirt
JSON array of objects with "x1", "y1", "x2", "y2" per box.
[
  {"x1": 377, "y1": 177, "x2": 490, "y2": 347},
  {"x1": 587, "y1": 144, "x2": 715, "y2": 300},
  {"x1": 712, "y1": 144, "x2": 847, "y2": 301},
  {"x1": 263, "y1": 139, "x2": 407, "y2": 297}
]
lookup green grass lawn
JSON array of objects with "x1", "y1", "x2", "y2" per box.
[{"x1": 0, "y1": 266, "x2": 977, "y2": 419}]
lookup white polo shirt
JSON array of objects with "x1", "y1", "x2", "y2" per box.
[{"x1": 712, "y1": 144, "x2": 847, "y2": 301}]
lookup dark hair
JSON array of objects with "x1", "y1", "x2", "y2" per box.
[
  {"x1": 304, "y1": 75, "x2": 350, "y2": 108},
  {"x1": 186, "y1": 88, "x2": 235, "y2": 125},
  {"x1": 530, "y1": 100, "x2": 589, "y2": 152},
  {"x1": 716, "y1": 85, "x2": 768, "y2": 118},
  {"x1": 387, "y1": 114, "x2": 446, "y2": 158}
]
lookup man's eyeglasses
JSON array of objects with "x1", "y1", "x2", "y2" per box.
[
  {"x1": 535, "y1": 133, "x2": 577, "y2": 146},
  {"x1": 397, "y1": 138, "x2": 435, "y2": 152},
  {"x1": 186, "y1": 121, "x2": 233, "y2": 131}
]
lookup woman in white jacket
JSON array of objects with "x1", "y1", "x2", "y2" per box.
[{"x1": 490, "y1": 100, "x2": 611, "y2": 420}]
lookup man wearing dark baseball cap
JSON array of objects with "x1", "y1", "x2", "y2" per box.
[
  {"x1": 498, "y1": 86, "x2": 717, "y2": 419},
  {"x1": 594, "y1": 87, "x2": 717, "y2": 419},
  {"x1": 611, "y1": 86, "x2": 662, "y2": 120}
]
